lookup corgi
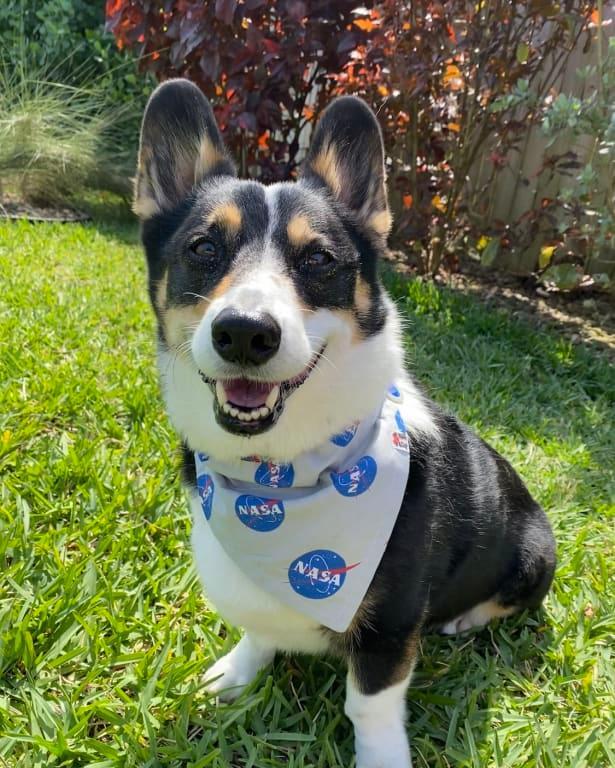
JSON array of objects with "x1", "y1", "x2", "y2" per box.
[{"x1": 134, "y1": 79, "x2": 556, "y2": 768}]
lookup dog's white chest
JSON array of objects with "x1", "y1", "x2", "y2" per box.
[{"x1": 189, "y1": 492, "x2": 330, "y2": 655}]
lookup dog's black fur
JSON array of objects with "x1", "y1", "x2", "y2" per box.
[{"x1": 135, "y1": 80, "x2": 556, "y2": 754}]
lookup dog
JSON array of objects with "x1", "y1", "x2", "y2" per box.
[{"x1": 134, "y1": 79, "x2": 556, "y2": 768}]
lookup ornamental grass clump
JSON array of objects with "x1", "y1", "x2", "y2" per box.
[{"x1": 0, "y1": 56, "x2": 131, "y2": 206}]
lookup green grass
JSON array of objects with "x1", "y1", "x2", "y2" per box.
[{"x1": 0, "y1": 217, "x2": 613, "y2": 767}]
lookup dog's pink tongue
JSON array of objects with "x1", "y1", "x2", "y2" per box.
[{"x1": 224, "y1": 379, "x2": 276, "y2": 408}]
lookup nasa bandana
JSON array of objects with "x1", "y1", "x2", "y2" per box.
[{"x1": 194, "y1": 385, "x2": 410, "y2": 633}]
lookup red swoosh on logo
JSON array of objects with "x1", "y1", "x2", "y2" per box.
[{"x1": 327, "y1": 562, "x2": 360, "y2": 577}]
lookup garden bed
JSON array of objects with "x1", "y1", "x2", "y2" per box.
[{"x1": 0, "y1": 194, "x2": 91, "y2": 223}]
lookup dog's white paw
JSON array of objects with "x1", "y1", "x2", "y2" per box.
[
  {"x1": 440, "y1": 599, "x2": 517, "y2": 635},
  {"x1": 204, "y1": 634, "x2": 275, "y2": 702},
  {"x1": 440, "y1": 615, "x2": 482, "y2": 635},
  {"x1": 354, "y1": 727, "x2": 412, "y2": 768}
]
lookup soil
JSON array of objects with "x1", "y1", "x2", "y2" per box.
[
  {"x1": 0, "y1": 194, "x2": 91, "y2": 223},
  {"x1": 386, "y1": 251, "x2": 615, "y2": 364}
]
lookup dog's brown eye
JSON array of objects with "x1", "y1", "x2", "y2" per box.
[
  {"x1": 304, "y1": 250, "x2": 335, "y2": 270},
  {"x1": 191, "y1": 238, "x2": 218, "y2": 260}
]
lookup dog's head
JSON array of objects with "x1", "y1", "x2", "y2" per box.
[{"x1": 136, "y1": 79, "x2": 404, "y2": 461}]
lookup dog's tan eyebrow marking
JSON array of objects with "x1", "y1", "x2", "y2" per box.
[
  {"x1": 311, "y1": 142, "x2": 342, "y2": 197},
  {"x1": 287, "y1": 214, "x2": 319, "y2": 248},
  {"x1": 207, "y1": 202, "x2": 242, "y2": 235}
]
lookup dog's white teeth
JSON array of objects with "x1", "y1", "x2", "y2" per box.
[
  {"x1": 259, "y1": 406, "x2": 270, "y2": 418},
  {"x1": 229, "y1": 406, "x2": 239, "y2": 417},
  {"x1": 265, "y1": 386, "x2": 280, "y2": 410},
  {"x1": 238, "y1": 412, "x2": 250, "y2": 421},
  {"x1": 216, "y1": 381, "x2": 228, "y2": 405},
  {"x1": 222, "y1": 402, "x2": 232, "y2": 414}
]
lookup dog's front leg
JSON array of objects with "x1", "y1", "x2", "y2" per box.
[
  {"x1": 345, "y1": 643, "x2": 417, "y2": 768},
  {"x1": 204, "y1": 632, "x2": 275, "y2": 701}
]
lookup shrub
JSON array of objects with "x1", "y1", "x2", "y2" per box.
[
  {"x1": 107, "y1": 0, "x2": 612, "y2": 287},
  {"x1": 106, "y1": 0, "x2": 370, "y2": 181},
  {"x1": 333, "y1": 2, "x2": 609, "y2": 283}
]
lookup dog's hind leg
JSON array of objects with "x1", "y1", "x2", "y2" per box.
[
  {"x1": 204, "y1": 633, "x2": 275, "y2": 701},
  {"x1": 442, "y1": 507, "x2": 556, "y2": 636}
]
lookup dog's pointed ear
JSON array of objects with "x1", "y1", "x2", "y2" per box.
[
  {"x1": 300, "y1": 96, "x2": 391, "y2": 238},
  {"x1": 134, "y1": 78, "x2": 235, "y2": 219}
]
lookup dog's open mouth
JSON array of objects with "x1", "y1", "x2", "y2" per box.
[{"x1": 199, "y1": 346, "x2": 325, "y2": 435}]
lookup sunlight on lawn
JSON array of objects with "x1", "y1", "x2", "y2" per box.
[{"x1": 0, "y1": 219, "x2": 613, "y2": 767}]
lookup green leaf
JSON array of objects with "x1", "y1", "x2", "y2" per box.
[
  {"x1": 516, "y1": 42, "x2": 530, "y2": 64},
  {"x1": 540, "y1": 263, "x2": 583, "y2": 290},
  {"x1": 481, "y1": 238, "x2": 500, "y2": 267}
]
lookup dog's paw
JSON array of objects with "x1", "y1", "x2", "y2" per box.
[
  {"x1": 440, "y1": 599, "x2": 517, "y2": 635},
  {"x1": 203, "y1": 635, "x2": 275, "y2": 702},
  {"x1": 354, "y1": 735, "x2": 412, "y2": 768},
  {"x1": 203, "y1": 652, "x2": 251, "y2": 701}
]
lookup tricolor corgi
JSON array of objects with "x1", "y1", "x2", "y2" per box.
[{"x1": 134, "y1": 79, "x2": 556, "y2": 768}]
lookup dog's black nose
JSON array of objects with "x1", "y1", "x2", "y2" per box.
[{"x1": 211, "y1": 308, "x2": 281, "y2": 366}]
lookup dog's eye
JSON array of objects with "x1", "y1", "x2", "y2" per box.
[
  {"x1": 190, "y1": 238, "x2": 218, "y2": 261},
  {"x1": 303, "y1": 250, "x2": 335, "y2": 271}
]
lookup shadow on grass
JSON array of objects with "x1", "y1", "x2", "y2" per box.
[
  {"x1": 81, "y1": 194, "x2": 140, "y2": 244},
  {"x1": 383, "y1": 268, "x2": 614, "y2": 516}
]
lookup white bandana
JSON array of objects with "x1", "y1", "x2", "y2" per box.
[{"x1": 194, "y1": 385, "x2": 410, "y2": 632}]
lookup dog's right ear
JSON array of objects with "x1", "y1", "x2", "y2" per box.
[{"x1": 134, "y1": 79, "x2": 235, "y2": 219}]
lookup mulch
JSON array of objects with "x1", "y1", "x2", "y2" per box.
[
  {"x1": 0, "y1": 195, "x2": 91, "y2": 223},
  {"x1": 387, "y1": 251, "x2": 615, "y2": 364}
]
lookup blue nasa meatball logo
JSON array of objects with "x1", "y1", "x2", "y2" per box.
[
  {"x1": 330, "y1": 456, "x2": 377, "y2": 497},
  {"x1": 235, "y1": 495, "x2": 285, "y2": 532},
  {"x1": 255, "y1": 461, "x2": 295, "y2": 488},
  {"x1": 288, "y1": 549, "x2": 358, "y2": 600},
  {"x1": 197, "y1": 474, "x2": 214, "y2": 520},
  {"x1": 330, "y1": 423, "x2": 358, "y2": 447}
]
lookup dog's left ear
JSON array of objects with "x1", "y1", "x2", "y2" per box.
[{"x1": 300, "y1": 96, "x2": 391, "y2": 238}]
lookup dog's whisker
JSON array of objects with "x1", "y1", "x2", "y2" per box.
[{"x1": 184, "y1": 291, "x2": 213, "y2": 304}]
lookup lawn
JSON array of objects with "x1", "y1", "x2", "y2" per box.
[{"x1": 0, "y1": 216, "x2": 613, "y2": 768}]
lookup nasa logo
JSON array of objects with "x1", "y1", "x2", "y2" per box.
[
  {"x1": 197, "y1": 474, "x2": 214, "y2": 520},
  {"x1": 288, "y1": 549, "x2": 359, "y2": 600},
  {"x1": 330, "y1": 422, "x2": 358, "y2": 447},
  {"x1": 330, "y1": 456, "x2": 377, "y2": 497},
  {"x1": 197, "y1": 452, "x2": 209, "y2": 462},
  {"x1": 392, "y1": 409, "x2": 410, "y2": 453},
  {"x1": 255, "y1": 461, "x2": 295, "y2": 488},
  {"x1": 235, "y1": 495, "x2": 285, "y2": 532}
]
